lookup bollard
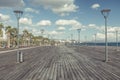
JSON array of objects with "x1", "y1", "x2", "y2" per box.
[
  {"x1": 17, "y1": 51, "x2": 23, "y2": 63},
  {"x1": 20, "y1": 52, "x2": 23, "y2": 62}
]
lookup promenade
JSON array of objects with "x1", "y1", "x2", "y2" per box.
[{"x1": 0, "y1": 46, "x2": 120, "y2": 80}]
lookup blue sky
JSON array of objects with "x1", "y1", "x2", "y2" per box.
[{"x1": 0, "y1": 0, "x2": 120, "y2": 42}]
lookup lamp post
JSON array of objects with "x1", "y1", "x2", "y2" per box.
[
  {"x1": 85, "y1": 36, "x2": 87, "y2": 46},
  {"x1": 71, "y1": 34, "x2": 73, "y2": 44},
  {"x1": 77, "y1": 29, "x2": 81, "y2": 44},
  {"x1": 116, "y1": 30, "x2": 119, "y2": 51},
  {"x1": 13, "y1": 10, "x2": 23, "y2": 63},
  {"x1": 94, "y1": 34, "x2": 97, "y2": 46},
  {"x1": 41, "y1": 29, "x2": 44, "y2": 46},
  {"x1": 101, "y1": 9, "x2": 111, "y2": 62}
]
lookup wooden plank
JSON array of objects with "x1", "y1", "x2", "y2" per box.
[{"x1": 0, "y1": 46, "x2": 120, "y2": 80}]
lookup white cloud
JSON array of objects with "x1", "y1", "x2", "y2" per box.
[
  {"x1": 56, "y1": 19, "x2": 81, "y2": 26},
  {"x1": 52, "y1": 3, "x2": 78, "y2": 16},
  {"x1": 96, "y1": 26, "x2": 120, "y2": 33},
  {"x1": 88, "y1": 24, "x2": 96, "y2": 27},
  {"x1": 19, "y1": 18, "x2": 32, "y2": 25},
  {"x1": 95, "y1": 32, "x2": 117, "y2": 42},
  {"x1": 37, "y1": 20, "x2": 51, "y2": 26},
  {"x1": 96, "y1": 33, "x2": 105, "y2": 39},
  {"x1": 91, "y1": 3, "x2": 100, "y2": 9},
  {"x1": 25, "y1": 8, "x2": 39, "y2": 14},
  {"x1": 107, "y1": 27, "x2": 116, "y2": 32},
  {"x1": 30, "y1": 0, "x2": 78, "y2": 16},
  {"x1": 0, "y1": 0, "x2": 25, "y2": 7},
  {"x1": 56, "y1": 19, "x2": 82, "y2": 30},
  {"x1": 86, "y1": 24, "x2": 98, "y2": 30},
  {"x1": 50, "y1": 30, "x2": 58, "y2": 35},
  {"x1": 107, "y1": 27, "x2": 120, "y2": 32},
  {"x1": 0, "y1": 13, "x2": 10, "y2": 21},
  {"x1": 49, "y1": 30, "x2": 64, "y2": 40},
  {"x1": 57, "y1": 27, "x2": 65, "y2": 31}
]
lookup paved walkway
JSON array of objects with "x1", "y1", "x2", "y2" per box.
[{"x1": 0, "y1": 46, "x2": 120, "y2": 80}]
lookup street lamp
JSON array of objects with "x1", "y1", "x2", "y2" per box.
[
  {"x1": 94, "y1": 34, "x2": 97, "y2": 46},
  {"x1": 101, "y1": 9, "x2": 111, "y2": 62},
  {"x1": 77, "y1": 29, "x2": 81, "y2": 44},
  {"x1": 116, "y1": 30, "x2": 119, "y2": 51},
  {"x1": 41, "y1": 29, "x2": 44, "y2": 46},
  {"x1": 13, "y1": 10, "x2": 23, "y2": 63},
  {"x1": 41, "y1": 29, "x2": 44, "y2": 36},
  {"x1": 71, "y1": 34, "x2": 73, "y2": 44}
]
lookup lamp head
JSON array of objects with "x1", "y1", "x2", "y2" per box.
[
  {"x1": 13, "y1": 10, "x2": 23, "y2": 19},
  {"x1": 101, "y1": 9, "x2": 111, "y2": 18},
  {"x1": 77, "y1": 28, "x2": 81, "y2": 33}
]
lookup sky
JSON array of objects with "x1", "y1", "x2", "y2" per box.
[{"x1": 0, "y1": 0, "x2": 120, "y2": 42}]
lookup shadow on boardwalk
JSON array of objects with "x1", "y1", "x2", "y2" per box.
[{"x1": 0, "y1": 46, "x2": 120, "y2": 80}]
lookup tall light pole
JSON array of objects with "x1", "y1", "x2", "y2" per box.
[
  {"x1": 101, "y1": 9, "x2": 111, "y2": 62},
  {"x1": 14, "y1": 10, "x2": 23, "y2": 63},
  {"x1": 94, "y1": 34, "x2": 97, "y2": 46},
  {"x1": 116, "y1": 30, "x2": 119, "y2": 51},
  {"x1": 77, "y1": 29, "x2": 81, "y2": 44},
  {"x1": 41, "y1": 29, "x2": 44, "y2": 36},
  {"x1": 71, "y1": 34, "x2": 73, "y2": 44},
  {"x1": 85, "y1": 36, "x2": 87, "y2": 46},
  {"x1": 41, "y1": 29, "x2": 44, "y2": 46}
]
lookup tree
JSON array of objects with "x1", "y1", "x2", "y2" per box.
[
  {"x1": 22, "y1": 29, "x2": 32, "y2": 46},
  {"x1": 0, "y1": 23, "x2": 4, "y2": 47},
  {"x1": 0, "y1": 23, "x2": 4, "y2": 37},
  {"x1": 5, "y1": 26, "x2": 17, "y2": 48},
  {"x1": 28, "y1": 33, "x2": 34, "y2": 46},
  {"x1": 10, "y1": 28, "x2": 17, "y2": 47}
]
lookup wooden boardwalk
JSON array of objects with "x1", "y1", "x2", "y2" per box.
[{"x1": 0, "y1": 46, "x2": 120, "y2": 80}]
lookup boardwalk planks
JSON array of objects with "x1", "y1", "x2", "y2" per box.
[{"x1": 0, "y1": 46, "x2": 120, "y2": 80}]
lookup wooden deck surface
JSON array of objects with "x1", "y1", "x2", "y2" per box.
[{"x1": 0, "y1": 46, "x2": 120, "y2": 80}]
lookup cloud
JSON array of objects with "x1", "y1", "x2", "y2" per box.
[
  {"x1": 96, "y1": 33, "x2": 105, "y2": 39},
  {"x1": 0, "y1": 0, "x2": 25, "y2": 7},
  {"x1": 56, "y1": 19, "x2": 81, "y2": 26},
  {"x1": 49, "y1": 30, "x2": 64, "y2": 39},
  {"x1": 30, "y1": 0, "x2": 78, "y2": 16},
  {"x1": 52, "y1": 3, "x2": 78, "y2": 16},
  {"x1": 96, "y1": 32, "x2": 116, "y2": 40},
  {"x1": 51, "y1": 31, "x2": 58, "y2": 35},
  {"x1": 57, "y1": 27, "x2": 65, "y2": 31},
  {"x1": 19, "y1": 18, "x2": 32, "y2": 25},
  {"x1": 37, "y1": 20, "x2": 51, "y2": 26},
  {"x1": 56, "y1": 19, "x2": 82, "y2": 30},
  {"x1": 88, "y1": 24, "x2": 96, "y2": 27},
  {"x1": 96, "y1": 26, "x2": 120, "y2": 33},
  {"x1": 91, "y1": 3, "x2": 100, "y2": 9},
  {"x1": 107, "y1": 27, "x2": 120, "y2": 32},
  {"x1": 24, "y1": 8, "x2": 39, "y2": 14},
  {"x1": 87, "y1": 24, "x2": 98, "y2": 30},
  {"x1": 0, "y1": 13, "x2": 10, "y2": 21}
]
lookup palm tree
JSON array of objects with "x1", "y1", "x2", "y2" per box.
[
  {"x1": 5, "y1": 26, "x2": 12, "y2": 48},
  {"x1": 10, "y1": 28, "x2": 17, "y2": 47},
  {"x1": 0, "y1": 23, "x2": 4, "y2": 37},
  {"x1": 5, "y1": 26, "x2": 17, "y2": 48},
  {"x1": 31, "y1": 36, "x2": 43, "y2": 46},
  {"x1": 0, "y1": 23, "x2": 4, "y2": 47},
  {"x1": 22, "y1": 29, "x2": 30, "y2": 47},
  {"x1": 28, "y1": 33, "x2": 33, "y2": 46},
  {"x1": 43, "y1": 37, "x2": 50, "y2": 46}
]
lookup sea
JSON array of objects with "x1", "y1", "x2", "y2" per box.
[{"x1": 74, "y1": 42, "x2": 120, "y2": 46}]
